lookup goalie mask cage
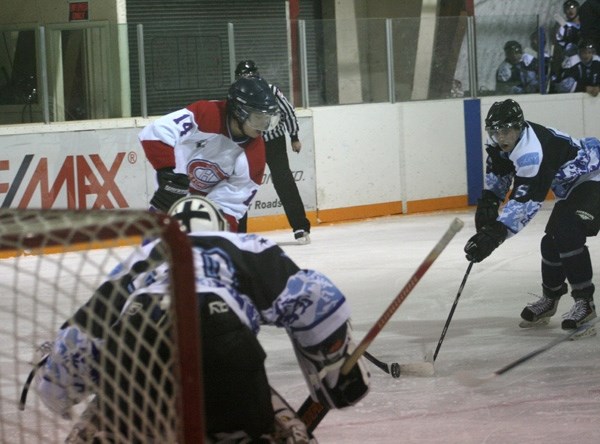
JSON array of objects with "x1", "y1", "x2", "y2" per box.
[{"x1": 0, "y1": 209, "x2": 204, "y2": 444}]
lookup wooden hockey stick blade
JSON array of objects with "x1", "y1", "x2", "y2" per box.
[
  {"x1": 364, "y1": 351, "x2": 434, "y2": 377},
  {"x1": 298, "y1": 218, "x2": 463, "y2": 432},
  {"x1": 397, "y1": 361, "x2": 435, "y2": 377},
  {"x1": 455, "y1": 317, "x2": 600, "y2": 388}
]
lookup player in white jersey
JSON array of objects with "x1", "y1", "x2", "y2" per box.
[
  {"x1": 31, "y1": 196, "x2": 369, "y2": 443},
  {"x1": 464, "y1": 99, "x2": 600, "y2": 331},
  {"x1": 234, "y1": 60, "x2": 312, "y2": 244},
  {"x1": 139, "y1": 75, "x2": 280, "y2": 232}
]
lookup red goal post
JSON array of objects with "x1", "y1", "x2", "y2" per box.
[{"x1": 0, "y1": 209, "x2": 204, "y2": 443}]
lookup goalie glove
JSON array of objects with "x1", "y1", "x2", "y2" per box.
[{"x1": 150, "y1": 168, "x2": 190, "y2": 212}]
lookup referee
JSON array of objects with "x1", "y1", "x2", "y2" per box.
[{"x1": 235, "y1": 60, "x2": 311, "y2": 244}]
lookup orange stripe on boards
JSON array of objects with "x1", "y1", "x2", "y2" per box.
[
  {"x1": 317, "y1": 202, "x2": 403, "y2": 224},
  {"x1": 247, "y1": 196, "x2": 471, "y2": 232},
  {"x1": 0, "y1": 237, "x2": 143, "y2": 259},
  {"x1": 247, "y1": 211, "x2": 318, "y2": 232},
  {"x1": 407, "y1": 195, "x2": 469, "y2": 213}
]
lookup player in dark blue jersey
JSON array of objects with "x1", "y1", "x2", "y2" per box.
[{"x1": 464, "y1": 99, "x2": 600, "y2": 332}]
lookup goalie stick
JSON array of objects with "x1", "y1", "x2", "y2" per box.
[
  {"x1": 456, "y1": 316, "x2": 600, "y2": 388},
  {"x1": 298, "y1": 217, "x2": 464, "y2": 432}
]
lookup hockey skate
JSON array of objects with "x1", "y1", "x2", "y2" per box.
[
  {"x1": 562, "y1": 298, "x2": 597, "y2": 339},
  {"x1": 519, "y1": 284, "x2": 567, "y2": 328},
  {"x1": 294, "y1": 230, "x2": 311, "y2": 245}
]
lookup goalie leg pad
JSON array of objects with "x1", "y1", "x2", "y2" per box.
[
  {"x1": 34, "y1": 326, "x2": 100, "y2": 418},
  {"x1": 294, "y1": 322, "x2": 370, "y2": 409}
]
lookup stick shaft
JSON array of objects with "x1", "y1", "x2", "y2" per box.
[
  {"x1": 495, "y1": 317, "x2": 600, "y2": 376},
  {"x1": 432, "y1": 261, "x2": 473, "y2": 362},
  {"x1": 341, "y1": 218, "x2": 464, "y2": 375},
  {"x1": 299, "y1": 218, "x2": 463, "y2": 431}
]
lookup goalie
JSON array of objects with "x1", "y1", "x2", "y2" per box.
[{"x1": 28, "y1": 196, "x2": 370, "y2": 443}]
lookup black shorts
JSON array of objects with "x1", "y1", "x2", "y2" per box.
[{"x1": 546, "y1": 180, "x2": 600, "y2": 237}]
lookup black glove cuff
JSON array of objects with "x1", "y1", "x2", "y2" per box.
[{"x1": 482, "y1": 221, "x2": 508, "y2": 246}]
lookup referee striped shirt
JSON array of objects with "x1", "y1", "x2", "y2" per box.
[{"x1": 263, "y1": 84, "x2": 300, "y2": 142}]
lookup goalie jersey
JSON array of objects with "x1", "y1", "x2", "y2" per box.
[{"x1": 115, "y1": 231, "x2": 350, "y2": 348}]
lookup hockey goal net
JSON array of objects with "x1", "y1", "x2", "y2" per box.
[{"x1": 0, "y1": 209, "x2": 203, "y2": 443}]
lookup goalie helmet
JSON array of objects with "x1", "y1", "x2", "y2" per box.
[
  {"x1": 227, "y1": 76, "x2": 280, "y2": 132},
  {"x1": 168, "y1": 196, "x2": 229, "y2": 232}
]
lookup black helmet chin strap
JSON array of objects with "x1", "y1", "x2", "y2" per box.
[{"x1": 226, "y1": 116, "x2": 250, "y2": 144}]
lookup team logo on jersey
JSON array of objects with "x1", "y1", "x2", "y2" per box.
[
  {"x1": 187, "y1": 159, "x2": 229, "y2": 191},
  {"x1": 576, "y1": 210, "x2": 594, "y2": 221},
  {"x1": 208, "y1": 300, "x2": 229, "y2": 314},
  {"x1": 516, "y1": 152, "x2": 539, "y2": 167}
]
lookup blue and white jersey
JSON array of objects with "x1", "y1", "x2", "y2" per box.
[
  {"x1": 110, "y1": 231, "x2": 349, "y2": 348},
  {"x1": 484, "y1": 121, "x2": 600, "y2": 236}
]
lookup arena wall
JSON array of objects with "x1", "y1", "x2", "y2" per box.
[{"x1": 0, "y1": 93, "x2": 598, "y2": 231}]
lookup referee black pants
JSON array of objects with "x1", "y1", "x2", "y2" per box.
[{"x1": 265, "y1": 135, "x2": 310, "y2": 233}]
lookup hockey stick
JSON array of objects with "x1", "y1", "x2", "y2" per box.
[
  {"x1": 431, "y1": 261, "x2": 474, "y2": 362},
  {"x1": 370, "y1": 261, "x2": 474, "y2": 377},
  {"x1": 298, "y1": 217, "x2": 464, "y2": 432},
  {"x1": 456, "y1": 316, "x2": 600, "y2": 388}
]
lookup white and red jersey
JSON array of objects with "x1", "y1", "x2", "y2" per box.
[{"x1": 138, "y1": 100, "x2": 266, "y2": 231}]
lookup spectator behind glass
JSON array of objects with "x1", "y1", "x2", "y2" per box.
[
  {"x1": 496, "y1": 40, "x2": 539, "y2": 94},
  {"x1": 580, "y1": 0, "x2": 600, "y2": 52},
  {"x1": 555, "y1": 0, "x2": 582, "y2": 59},
  {"x1": 556, "y1": 38, "x2": 600, "y2": 96}
]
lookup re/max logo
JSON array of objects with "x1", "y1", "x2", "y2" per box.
[{"x1": 0, "y1": 153, "x2": 129, "y2": 209}]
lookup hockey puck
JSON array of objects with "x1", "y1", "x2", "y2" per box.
[{"x1": 390, "y1": 363, "x2": 401, "y2": 378}]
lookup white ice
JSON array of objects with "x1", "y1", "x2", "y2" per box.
[
  {"x1": 261, "y1": 204, "x2": 600, "y2": 444},
  {"x1": 4, "y1": 204, "x2": 600, "y2": 443}
]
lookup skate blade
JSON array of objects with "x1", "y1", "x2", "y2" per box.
[
  {"x1": 569, "y1": 325, "x2": 597, "y2": 340},
  {"x1": 518, "y1": 317, "x2": 551, "y2": 328}
]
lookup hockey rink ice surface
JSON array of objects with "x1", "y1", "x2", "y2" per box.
[
  {"x1": 263, "y1": 204, "x2": 600, "y2": 444},
  {"x1": 3, "y1": 204, "x2": 600, "y2": 443}
]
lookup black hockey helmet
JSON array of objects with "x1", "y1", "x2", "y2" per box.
[
  {"x1": 563, "y1": 0, "x2": 580, "y2": 14},
  {"x1": 235, "y1": 60, "x2": 260, "y2": 79},
  {"x1": 485, "y1": 99, "x2": 525, "y2": 132},
  {"x1": 578, "y1": 38, "x2": 597, "y2": 52},
  {"x1": 227, "y1": 76, "x2": 279, "y2": 132},
  {"x1": 503, "y1": 40, "x2": 523, "y2": 54}
]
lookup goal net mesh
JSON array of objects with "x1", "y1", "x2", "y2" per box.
[{"x1": 0, "y1": 209, "x2": 203, "y2": 443}]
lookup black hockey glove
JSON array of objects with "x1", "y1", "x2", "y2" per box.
[
  {"x1": 485, "y1": 145, "x2": 515, "y2": 176},
  {"x1": 150, "y1": 168, "x2": 190, "y2": 212},
  {"x1": 475, "y1": 190, "x2": 502, "y2": 231},
  {"x1": 464, "y1": 221, "x2": 507, "y2": 263}
]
